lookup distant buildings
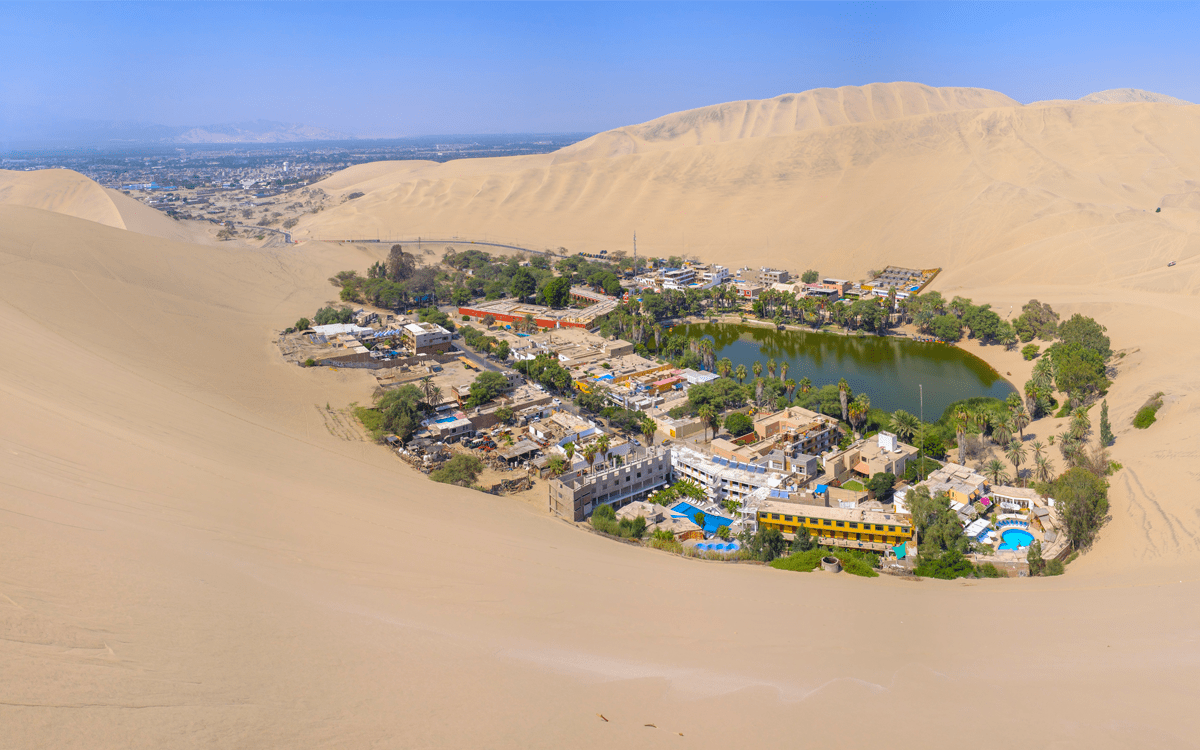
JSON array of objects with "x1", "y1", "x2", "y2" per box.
[
  {"x1": 737, "y1": 267, "x2": 791, "y2": 285},
  {"x1": 754, "y1": 500, "x2": 913, "y2": 553},
  {"x1": 458, "y1": 296, "x2": 619, "y2": 330},
  {"x1": 823, "y1": 431, "x2": 919, "y2": 483},
  {"x1": 403, "y1": 322, "x2": 452, "y2": 355}
]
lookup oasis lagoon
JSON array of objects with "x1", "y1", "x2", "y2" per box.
[{"x1": 675, "y1": 323, "x2": 1015, "y2": 419}]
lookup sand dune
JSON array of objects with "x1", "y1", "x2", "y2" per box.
[{"x1": 3, "y1": 84, "x2": 1200, "y2": 747}]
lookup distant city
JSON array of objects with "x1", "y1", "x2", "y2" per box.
[{"x1": 0, "y1": 134, "x2": 591, "y2": 195}]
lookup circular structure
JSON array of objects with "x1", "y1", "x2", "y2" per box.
[
  {"x1": 821, "y1": 556, "x2": 842, "y2": 573},
  {"x1": 998, "y1": 528, "x2": 1035, "y2": 551}
]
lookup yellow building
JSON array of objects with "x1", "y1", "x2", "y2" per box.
[{"x1": 755, "y1": 499, "x2": 913, "y2": 552}]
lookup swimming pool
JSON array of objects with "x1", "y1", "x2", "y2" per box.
[
  {"x1": 998, "y1": 528, "x2": 1035, "y2": 551},
  {"x1": 434, "y1": 416, "x2": 458, "y2": 424},
  {"x1": 671, "y1": 501, "x2": 733, "y2": 535},
  {"x1": 695, "y1": 541, "x2": 740, "y2": 552}
]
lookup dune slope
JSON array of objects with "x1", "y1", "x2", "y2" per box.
[{"x1": 3, "y1": 201, "x2": 1198, "y2": 749}]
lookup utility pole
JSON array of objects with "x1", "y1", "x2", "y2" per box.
[{"x1": 918, "y1": 383, "x2": 925, "y2": 481}]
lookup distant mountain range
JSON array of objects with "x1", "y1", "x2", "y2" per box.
[{"x1": 0, "y1": 118, "x2": 355, "y2": 148}]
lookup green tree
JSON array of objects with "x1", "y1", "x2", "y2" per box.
[
  {"x1": 1057, "y1": 313, "x2": 1111, "y2": 360},
  {"x1": 1053, "y1": 466, "x2": 1109, "y2": 549},
  {"x1": 724, "y1": 412, "x2": 755, "y2": 438},
  {"x1": 931, "y1": 315, "x2": 963, "y2": 341},
  {"x1": 801, "y1": 269, "x2": 820, "y2": 284},
  {"x1": 493, "y1": 340, "x2": 510, "y2": 361},
  {"x1": 1005, "y1": 439, "x2": 1027, "y2": 485},
  {"x1": 734, "y1": 363, "x2": 747, "y2": 384},
  {"x1": 510, "y1": 268, "x2": 537, "y2": 302},
  {"x1": 1026, "y1": 540, "x2": 1047, "y2": 576},
  {"x1": 890, "y1": 410, "x2": 920, "y2": 443},
  {"x1": 466, "y1": 370, "x2": 509, "y2": 408},
  {"x1": 866, "y1": 472, "x2": 896, "y2": 497},
  {"x1": 983, "y1": 458, "x2": 1008, "y2": 485},
  {"x1": 294, "y1": 317, "x2": 311, "y2": 331},
  {"x1": 541, "y1": 276, "x2": 572, "y2": 308},
  {"x1": 495, "y1": 406, "x2": 515, "y2": 424},
  {"x1": 430, "y1": 454, "x2": 484, "y2": 485},
  {"x1": 838, "y1": 378, "x2": 850, "y2": 422},
  {"x1": 1021, "y1": 343, "x2": 1040, "y2": 360},
  {"x1": 1099, "y1": 400, "x2": 1114, "y2": 446}
]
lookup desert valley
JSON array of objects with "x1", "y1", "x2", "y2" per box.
[{"x1": 3, "y1": 83, "x2": 1199, "y2": 748}]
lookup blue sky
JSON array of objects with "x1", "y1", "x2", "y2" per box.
[{"x1": 2, "y1": 2, "x2": 1199, "y2": 136}]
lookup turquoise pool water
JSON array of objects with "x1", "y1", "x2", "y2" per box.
[
  {"x1": 434, "y1": 416, "x2": 458, "y2": 424},
  {"x1": 671, "y1": 501, "x2": 733, "y2": 534},
  {"x1": 998, "y1": 528, "x2": 1035, "y2": 550}
]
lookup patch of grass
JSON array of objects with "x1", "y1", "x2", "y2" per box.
[
  {"x1": 841, "y1": 479, "x2": 867, "y2": 492},
  {"x1": 354, "y1": 406, "x2": 385, "y2": 433},
  {"x1": 770, "y1": 547, "x2": 880, "y2": 577},
  {"x1": 1133, "y1": 392, "x2": 1163, "y2": 429},
  {"x1": 1055, "y1": 402, "x2": 1074, "y2": 418}
]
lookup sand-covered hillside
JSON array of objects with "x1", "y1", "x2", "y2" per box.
[
  {"x1": 0, "y1": 168, "x2": 214, "y2": 243},
  {"x1": 3, "y1": 86, "x2": 1200, "y2": 747}
]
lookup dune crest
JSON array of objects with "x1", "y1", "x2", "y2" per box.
[{"x1": 0, "y1": 168, "x2": 127, "y2": 229}]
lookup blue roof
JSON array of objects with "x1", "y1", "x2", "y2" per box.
[{"x1": 816, "y1": 484, "x2": 829, "y2": 493}]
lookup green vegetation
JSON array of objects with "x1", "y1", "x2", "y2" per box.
[
  {"x1": 313, "y1": 305, "x2": 355, "y2": 325},
  {"x1": 430, "y1": 454, "x2": 485, "y2": 486},
  {"x1": 1100, "y1": 399, "x2": 1114, "y2": 445},
  {"x1": 1021, "y1": 343, "x2": 1040, "y2": 360},
  {"x1": 1133, "y1": 392, "x2": 1164, "y2": 429},
  {"x1": 841, "y1": 479, "x2": 866, "y2": 492},
  {"x1": 801, "y1": 269, "x2": 820, "y2": 284},
  {"x1": 648, "y1": 479, "x2": 705, "y2": 506},
  {"x1": 740, "y1": 527, "x2": 787, "y2": 562},
  {"x1": 771, "y1": 547, "x2": 880, "y2": 577},
  {"x1": 294, "y1": 317, "x2": 311, "y2": 331},
  {"x1": 865, "y1": 472, "x2": 896, "y2": 498},
  {"x1": 913, "y1": 549, "x2": 990, "y2": 579},
  {"x1": 466, "y1": 370, "x2": 509, "y2": 408},
  {"x1": 723, "y1": 411, "x2": 754, "y2": 438},
  {"x1": 1053, "y1": 466, "x2": 1109, "y2": 549},
  {"x1": 1013, "y1": 299, "x2": 1060, "y2": 342},
  {"x1": 354, "y1": 406, "x2": 386, "y2": 439},
  {"x1": 374, "y1": 384, "x2": 431, "y2": 442},
  {"x1": 590, "y1": 503, "x2": 647, "y2": 538}
]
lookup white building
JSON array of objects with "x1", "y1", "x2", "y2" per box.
[
  {"x1": 671, "y1": 447, "x2": 797, "y2": 506},
  {"x1": 403, "y1": 322, "x2": 452, "y2": 354}
]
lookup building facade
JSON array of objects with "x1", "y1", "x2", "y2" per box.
[
  {"x1": 403, "y1": 322, "x2": 452, "y2": 355},
  {"x1": 755, "y1": 499, "x2": 914, "y2": 552},
  {"x1": 548, "y1": 448, "x2": 673, "y2": 521}
]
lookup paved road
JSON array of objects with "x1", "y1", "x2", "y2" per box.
[
  {"x1": 451, "y1": 343, "x2": 503, "y2": 373},
  {"x1": 317, "y1": 236, "x2": 555, "y2": 256}
]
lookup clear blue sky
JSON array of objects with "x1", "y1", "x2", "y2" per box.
[{"x1": 3, "y1": 1, "x2": 1199, "y2": 136}]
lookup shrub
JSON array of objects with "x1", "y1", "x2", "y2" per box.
[
  {"x1": 295, "y1": 317, "x2": 311, "y2": 331},
  {"x1": 1046, "y1": 559, "x2": 1065, "y2": 576},
  {"x1": 354, "y1": 406, "x2": 385, "y2": 433},
  {"x1": 724, "y1": 411, "x2": 754, "y2": 438},
  {"x1": 914, "y1": 549, "x2": 975, "y2": 579},
  {"x1": 770, "y1": 547, "x2": 879, "y2": 577},
  {"x1": 975, "y1": 562, "x2": 1004, "y2": 578},
  {"x1": 1133, "y1": 393, "x2": 1163, "y2": 429},
  {"x1": 1021, "y1": 343, "x2": 1040, "y2": 360},
  {"x1": 303, "y1": 358, "x2": 316, "y2": 367},
  {"x1": 346, "y1": 191, "x2": 365, "y2": 200},
  {"x1": 430, "y1": 454, "x2": 485, "y2": 486}
]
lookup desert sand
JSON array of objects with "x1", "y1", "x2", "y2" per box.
[{"x1": 2, "y1": 83, "x2": 1199, "y2": 748}]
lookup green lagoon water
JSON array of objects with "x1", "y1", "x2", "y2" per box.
[{"x1": 675, "y1": 323, "x2": 1014, "y2": 419}]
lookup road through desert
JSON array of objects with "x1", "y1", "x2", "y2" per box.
[{"x1": 2, "y1": 84, "x2": 1199, "y2": 748}]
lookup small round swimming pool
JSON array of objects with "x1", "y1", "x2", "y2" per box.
[{"x1": 998, "y1": 528, "x2": 1035, "y2": 551}]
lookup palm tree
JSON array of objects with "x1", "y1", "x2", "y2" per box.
[
  {"x1": 734, "y1": 363, "x2": 747, "y2": 384},
  {"x1": 1006, "y1": 439, "x2": 1027, "y2": 486},
  {"x1": 717, "y1": 357, "x2": 733, "y2": 380},
  {"x1": 698, "y1": 405, "x2": 715, "y2": 442},
  {"x1": 1024, "y1": 380, "x2": 1040, "y2": 417},
  {"x1": 425, "y1": 384, "x2": 443, "y2": 410},
  {"x1": 891, "y1": 410, "x2": 919, "y2": 443},
  {"x1": 767, "y1": 358, "x2": 777, "y2": 380},
  {"x1": 1071, "y1": 407, "x2": 1091, "y2": 440},
  {"x1": 596, "y1": 434, "x2": 611, "y2": 466},
  {"x1": 784, "y1": 378, "x2": 796, "y2": 400},
  {"x1": 799, "y1": 377, "x2": 812, "y2": 395},
  {"x1": 991, "y1": 413, "x2": 1013, "y2": 447},
  {"x1": 955, "y1": 407, "x2": 970, "y2": 464},
  {"x1": 779, "y1": 361, "x2": 788, "y2": 383},
  {"x1": 1030, "y1": 440, "x2": 1046, "y2": 462},
  {"x1": 582, "y1": 444, "x2": 599, "y2": 473},
  {"x1": 1012, "y1": 403, "x2": 1031, "y2": 440},
  {"x1": 640, "y1": 417, "x2": 657, "y2": 446},
  {"x1": 1032, "y1": 358, "x2": 1054, "y2": 391},
  {"x1": 984, "y1": 458, "x2": 1009, "y2": 485},
  {"x1": 838, "y1": 378, "x2": 850, "y2": 422},
  {"x1": 752, "y1": 360, "x2": 763, "y2": 380},
  {"x1": 563, "y1": 441, "x2": 576, "y2": 468},
  {"x1": 1035, "y1": 454, "x2": 1053, "y2": 483},
  {"x1": 849, "y1": 393, "x2": 871, "y2": 434},
  {"x1": 419, "y1": 375, "x2": 436, "y2": 404}
]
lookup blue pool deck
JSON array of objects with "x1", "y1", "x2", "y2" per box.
[{"x1": 670, "y1": 501, "x2": 733, "y2": 535}]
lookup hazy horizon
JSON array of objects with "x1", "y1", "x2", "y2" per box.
[{"x1": 3, "y1": 1, "x2": 1200, "y2": 142}]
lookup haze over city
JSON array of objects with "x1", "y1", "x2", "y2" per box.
[{"x1": 3, "y1": 3, "x2": 1200, "y2": 749}]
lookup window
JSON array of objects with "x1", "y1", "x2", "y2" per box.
[
  {"x1": 874, "y1": 524, "x2": 884, "y2": 531},
  {"x1": 637, "y1": 472, "x2": 642, "y2": 478},
  {"x1": 835, "y1": 521, "x2": 844, "y2": 528},
  {"x1": 848, "y1": 522, "x2": 858, "y2": 529},
  {"x1": 888, "y1": 525, "x2": 896, "y2": 532},
  {"x1": 901, "y1": 527, "x2": 909, "y2": 534},
  {"x1": 822, "y1": 519, "x2": 832, "y2": 526}
]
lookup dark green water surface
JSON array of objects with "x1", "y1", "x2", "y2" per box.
[{"x1": 674, "y1": 323, "x2": 1015, "y2": 419}]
